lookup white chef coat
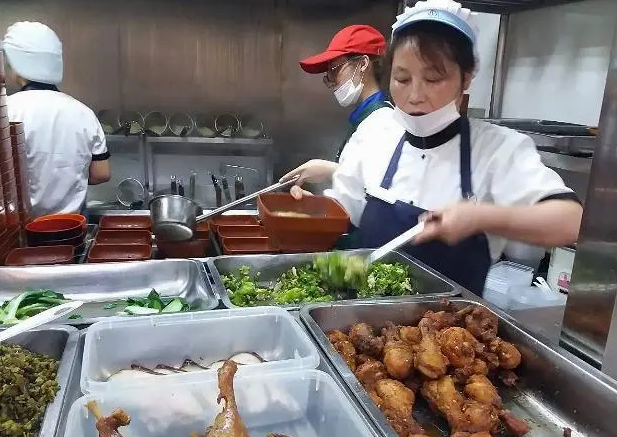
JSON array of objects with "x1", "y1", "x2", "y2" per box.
[
  {"x1": 337, "y1": 106, "x2": 394, "y2": 164},
  {"x1": 8, "y1": 90, "x2": 108, "y2": 218},
  {"x1": 324, "y1": 113, "x2": 575, "y2": 260}
]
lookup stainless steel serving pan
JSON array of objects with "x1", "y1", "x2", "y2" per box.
[
  {"x1": 204, "y1": 249, "x2": 461, "y2": 311},
  {"x1": 2, "y1": 325, "x2": 79, "y2": 437},
  {"x1": 0, "y1": 259, "x2": 218, "y2": 325},
  {"x1": 300, "y1": 298, "x2": 617, "y2": 437}
]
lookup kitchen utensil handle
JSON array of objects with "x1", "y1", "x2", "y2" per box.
[
  {"x1": 367, "y1": 221, "x2": 425, "y2": 265},
  {"x1": 195, "y1": 176, "x2": 299, "y2": 223},
  {"x1": 221, "y1": 178, "x2": 232, "y2": 202},
  {"x1": 0, "y1": 301, "x2": 84, "y2": 343},
  {"x1": 178, "y1": 180, "x2": 185, "y2": 197}
]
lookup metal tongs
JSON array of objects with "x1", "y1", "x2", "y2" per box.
[{"x1": 366, "y1": 221, "x2": 425, "y2": 266}]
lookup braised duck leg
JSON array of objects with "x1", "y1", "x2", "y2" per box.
[{"x1": 205, "y1": 360, "x2": 250, "y2": 437}]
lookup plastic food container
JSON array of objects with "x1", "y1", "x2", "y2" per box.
[
  {"x1": 88, "y1": 244, "x2": 152, "y2": 263},
  {"x1": 99, "y1": 215, "x2": 151, "y2": 230},
  {"x1": 507, "y1": 285, "x2": 567, "y2": 311},
  {"x1": 5, "y1": 245, "x2": 74, "y2": 266},
  {"x1": 195, "y1": 221, "x2": 210, "y2": 240},
  {"x1": 210, "y1": 215, "x2": 259, "y2": 233},
  {"x1": 218, "y1": 225, "x2": 267, "y2": 238},
  {"x1": 483, "y1": 261, "x2": 534, "y2": 310},
  {"x1": 221, "y1": 236, "x2": 278, "y2": 254},
  {"x1": 67, "y1": 369, "x2": 374, "y2": 437},
  {"x1": 80, "y1": 307, "x2": 320, "y2": 394},
  {"x1": 156, "y1": 237, "x2": 209, "y2": 258},
  {"x1": 258, "y1": 193, "x2": 350, "y2": 253},
  {"x1": 95, "y1": 229, "x2": 152, "y2": 245}
]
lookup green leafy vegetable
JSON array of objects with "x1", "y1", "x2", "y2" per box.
[
  {"x1": 222, "y1": 255, "x2": 415, "y2": 307},
  {"x1": 0, "y1": 290, "x2": 71, "y2": 325},
  {"x1": 0, "y1": 343, "x2": 60, "y2": 437},
  {"x1": 116, "y1": 289, "x2": 192, "y2": 316}
]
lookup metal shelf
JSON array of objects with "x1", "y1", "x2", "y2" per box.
[
  {"x1": 458, "y1": 0, "x2": 585, "y2": 13},
  {"x1": 148, "y1": 136, "x2": 273, "y2": 145}
]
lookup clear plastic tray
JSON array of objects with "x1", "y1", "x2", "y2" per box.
[
  {"x1": 81, "y1": 307, "x2": 320, "y2": 394},
  {"x1": 66, "y1": 370, "x2": 376, "y2": 437}
]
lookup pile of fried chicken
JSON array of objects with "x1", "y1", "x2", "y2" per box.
[
  {"x1": 87, "y1": 360, "x2": 290, "y2": 437},
  {"x1": 328, "y1": 300, "x2": 530, "y2": 437}
]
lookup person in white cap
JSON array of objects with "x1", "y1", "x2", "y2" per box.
[
  {"x1": 308, "y1": 0, "x2": 582, "y2": 295},
  {"x1": 2, "y1": 21, "x2": 111, "y2": 218}
]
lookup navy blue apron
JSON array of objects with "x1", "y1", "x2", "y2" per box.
[
  {"x1": 20, "y1": 82, "x2": 87, "y2": 216},
  {"x1": 354, "y1": 116, "x2": 491, "y2": 295}
]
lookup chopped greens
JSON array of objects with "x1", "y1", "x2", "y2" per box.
[
  {"x1": 0, "y1": 343, "x2": 60, "y2": 437},
  {"x1": 0, "y1": 290, "x2": 71, "y2": 325},
  {"x1": 116, "y1": 289, "x2": 192, "y2": 316},
  {"x1": 222, "y1": 253, "x2": 416, "y2": 307}
]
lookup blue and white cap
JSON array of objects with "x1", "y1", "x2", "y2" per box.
[
  {"x1": 392, "y1": 0, "x2": 477, "y2": 44},
  {"x1": 392, "y1": 0, "x2": 479, "y2": 75}
]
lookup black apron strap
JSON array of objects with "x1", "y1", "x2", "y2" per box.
[
  {"x1": 336, "y1": 99, "x2": 392, "y2": 162},
  {"x1": 458, "y1": 116, "x2": 474, "y2": 200},
  {"x1": 380, "y1": 134, "x2": 407, "y2": 189}
]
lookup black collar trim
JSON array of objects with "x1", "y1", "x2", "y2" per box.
[
  {"x1": 405, "y1": 117, "x2": 462, "y2": 149},
  {"x1": 20, "y1": 81, "x2": 59, "y2": 92}
]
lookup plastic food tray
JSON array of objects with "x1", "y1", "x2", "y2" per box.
[
  {"x1": 65, "y1": 369, "x2": 376, "y2": 437},
  {"x1": 80, "y1": 307, "x2": 320, "y2": 394}
]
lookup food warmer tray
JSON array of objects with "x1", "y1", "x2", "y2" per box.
[
  {"x1": 300, "y1": 298, "x2": 617, "y2": 437},
  {"x1": 0, "y1": 259, "x2": 218, "y2": 325},
  {"x1": 1, "y1": 324, "x2": 80, "y2": 437},
  {"x1": 203, "y1": 249, "x2": 461, "y2": 311}
]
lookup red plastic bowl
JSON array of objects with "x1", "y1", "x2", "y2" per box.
[
  {"x1": 34, "y1": 213, "x2": 86, "y2": 229},
  {"x1": 26, "y1": 217, "x2": 83, "y2": 244}
]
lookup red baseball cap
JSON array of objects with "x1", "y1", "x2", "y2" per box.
[{"x1": 299, "y1": 25, "x2": 386, "y2": 74}]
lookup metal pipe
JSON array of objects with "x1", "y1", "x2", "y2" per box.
[{"x1": 489, "y1": 14, "x2": 509, "y2": 118}]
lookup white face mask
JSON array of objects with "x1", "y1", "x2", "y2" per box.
[
  {"x1": 392, "y1": 100, "x2": 461, "y2": 137},
  {"x1": 333, "y1": 64, "x2": 364, "y2": 108}
]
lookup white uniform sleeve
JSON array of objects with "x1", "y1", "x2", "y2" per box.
[
  {"x1": 91, "y1": 118, "x2": 109, "y2": 160},
  {"x1": 489, "y1": 134, "x2": 576, "y2": 206},
  {"x1": 324, "y1": 127, "x2": 367, "y2": 227}
]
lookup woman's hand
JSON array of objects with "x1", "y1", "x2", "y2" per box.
[
  {"x1": 280, "y1": 159, "x2": 338, "y2": 186},
  {"x1": 414, "y1": 202, "x2": 486, "y2": 245},
  {"x1": 290, "y1": 185, "x2": 313, "y2": 200}
]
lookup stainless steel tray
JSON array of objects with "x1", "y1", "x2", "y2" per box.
[
  {"x1": 300, "y1": 298, "x2": 617, "y2": 437},
  {"x1": 2, "y1": 324, "x2": 80, "y2": 437},
  {"x1": 204, "y1": 249, "x2": 461, "y2": 310},
  {"x1": 0, "y1": 259, "x2": 218, "y2": 325}
]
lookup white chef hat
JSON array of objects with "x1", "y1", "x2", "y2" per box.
[
  {"x1": 392, "y1": 0, "x2": 479, "y2": 75},
  {"x1": 2, "y1": 21, "x2": 63, "y2": 85}
]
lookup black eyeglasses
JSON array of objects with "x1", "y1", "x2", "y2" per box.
[{"x1": 323, "y1": 56, "x2": 361, "y2": 85}]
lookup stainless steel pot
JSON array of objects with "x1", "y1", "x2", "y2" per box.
[{"x1": 149, "y1": 177, "x2": 299, "y2": 242}]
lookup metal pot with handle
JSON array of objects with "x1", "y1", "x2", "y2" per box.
[{"x1": 149, "y1": 177, "x2": 299, "y2": 242}]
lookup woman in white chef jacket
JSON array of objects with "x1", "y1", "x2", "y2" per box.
[
  {"x1": 300, "y1": 0, "x2": 583, "y2": 295},
  {"x1": 3, "y1": 21, "x2": 111, "y2": 218}
]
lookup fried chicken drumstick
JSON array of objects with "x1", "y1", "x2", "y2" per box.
[
  {"x1": 205, "y1": 360, "x2": 250, "y2": 437},
  {"x1": 86, "y1": 400, "x2": 130, "y2": 437}
]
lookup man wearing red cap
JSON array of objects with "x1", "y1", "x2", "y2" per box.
[{"x1": 282, "y1": 25, "x2": 393, "y2": 192}]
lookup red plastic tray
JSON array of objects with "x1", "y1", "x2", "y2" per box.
[{"x1": 99, "y1": 215, "x2": 151, "y2": 230}]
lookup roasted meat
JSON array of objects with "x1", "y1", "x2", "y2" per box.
[
  {"x1": 464, "y1": 375, "x2": 502, "y2": 408},
  {"x1": 355, "y1": 360, "x2": 388, "y2": 390},
  {"x1": 349, "y1": 323, "x2": 385, "y2": 357},
  {"x1": 333, "y1": 339, "x2": 357, "y2": 372},
  {"x1": 489, "y1": 338, "x2": 522, "y2": 370},
  {"x1": 498, "y1": 410, "x2": 530, "y2": 436},
  {"x1": 452, "y1": 358, "x2": 489, "y2": 384},
  {"x1": 457, "y1": 306, "x2": 499, "y2": 343},
  {"x1": 205, "y1": 360, "x2": 250, "y2": 437},
  {"x1": 421, "y1": 376, "x2": 499, "y2": 435},
  {"x1": 438, "y1": 327, "x2": 483, "y2": 368},
  {"x1": 328, "y1": 329, "x2": 350, "y2": 344},
  {"x1": 415, "y1": 324, "x2": 448, "y2": 379},
  {"x1": 399, "y1": 326, "x2": 422, "y2": 345},
  {"x1": 375, "y1": 379, "x2": 425, "y2": 436},
  {"x1": 86, "y1": 400, "x2": 130, "y2": 437},
  {"x1": 382, "y1": 322, "x2": 416, "y2": 380}
]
